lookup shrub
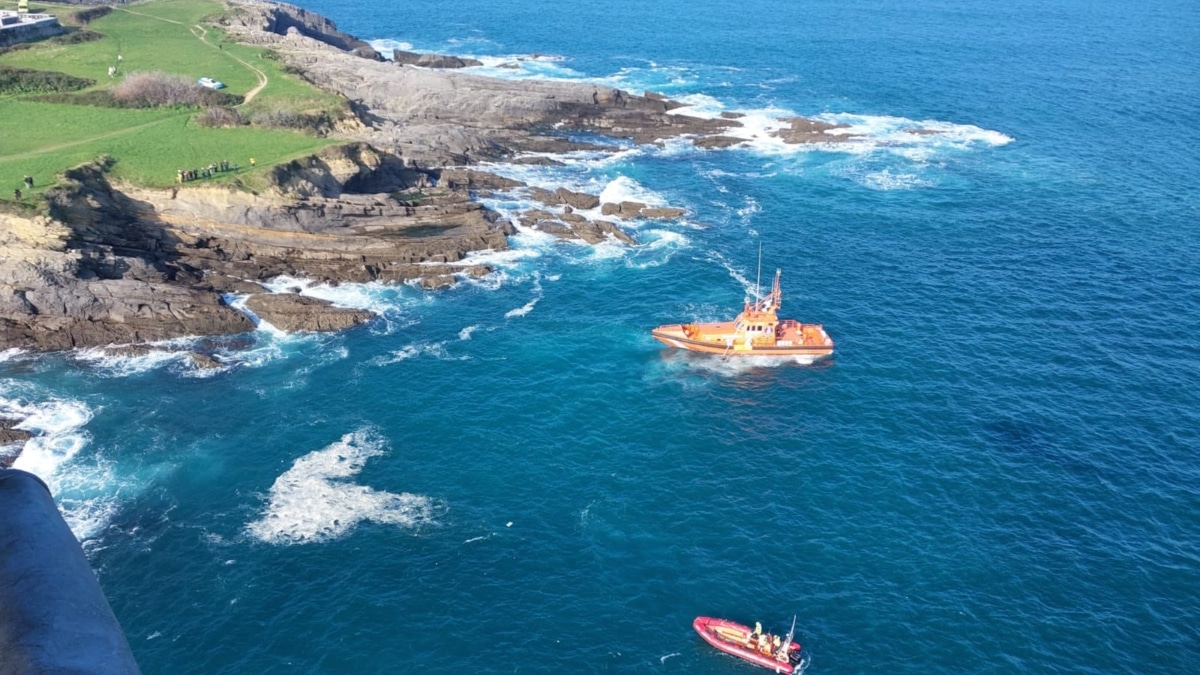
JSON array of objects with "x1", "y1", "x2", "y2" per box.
[
  {"x1": 73, "y1": 7, "x2": 112, "y2": 25},
  {"x1": 110, "y1": 71, "x2": 240, "y2": 108},
  {"x1": 195, "y1": 106, "x2": 244, "y2": 128},
  {"x1": 249, "y1": 109, "x2": 334, "y2": 135},
  {"x1": 0, "y1": 66, "x2": 94, "y2": 95}
]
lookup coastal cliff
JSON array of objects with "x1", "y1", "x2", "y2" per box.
[{"x1": 0, "y1": 0, "x2": 870, "y2": 352}]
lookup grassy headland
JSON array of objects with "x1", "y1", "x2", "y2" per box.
[{"x1": 0, "y1": 0, "x2": 345, "y2": 203}]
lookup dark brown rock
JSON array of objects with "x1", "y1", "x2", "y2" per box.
[
  {"x1": 529, "y1": 187, "x2": 601, "y2": 210},
  {"x1": 189, "y1": 352, "x2": 224, "y2": 369},
  {"x1": 438, "y1": 169, "x2": 525, "y2": 191},
  {"x1": 392, "y1": 51, "x2": 483, "y2": 69},
  {"x1": 639, "y1": 207, "x2": 686, "y2": 220},
  {"x1": 418, "y1": 275, "x2": 456, "y2": 290},
  {"x1": 0, "y1": 419, "x2": 31, "y2": 447},
  {"x1": 693, "y1": 135, "x2": 745, "y2": 149},
  {"x1": 244, "y1": 294, "x2": 374, "y2": 333},
  {"x1": 774, "y1": 117, "x2": 859, "y2": 144},
  {"x1": 600, "y1": 201, "x2": 647, "y2": 217}
]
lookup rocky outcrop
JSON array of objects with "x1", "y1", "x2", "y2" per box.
[
  {"x1": 519, "y1": 209, "x2": 636, "y2": 245},
  {"x1": 244, "y1": 293, "x2": 373, "y2": 332},
  {"x1": 438, "y1": 169, "x2": 525, "y2": 193},
  {"x1": 530, "y1": 187, "x2": 600, "y2": 211},
  {"x1": 392, "y1": 51, "x2": 482, "y2": 69},
  {"x1": 0, "y1": 420, "x2": 31, "y2": 447},
  {"x1": 598, "y1": 201, "x2": 686, "y2": 220},
  {"x1": 773, "y1": 117, "x2": 858, "y2": 144},
  {"x1": 693, "y1": 135, "x2": 745, "y2": 149},
  {"x1": 0, "y1": 420, "x2": 27, "y2": 467},
  {"x1": 228, "y1": 0, "x2": 382, "y2": 60}
]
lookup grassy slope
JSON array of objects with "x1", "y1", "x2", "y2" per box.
[{"x1": 0, "y1": 0, "x2": 344, "y2": 197}]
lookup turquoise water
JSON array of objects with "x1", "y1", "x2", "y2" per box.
[{"x1": 3, "y1": 0, "x2": 1199, "y2": 671}]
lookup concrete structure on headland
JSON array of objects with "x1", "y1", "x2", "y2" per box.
[{"x1": 0, "y1": 10, "x2": 64, "y2": 49}]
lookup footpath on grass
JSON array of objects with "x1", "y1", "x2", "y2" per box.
[
  {"x1": 116, "y1": 6, "x2": 269, "y2": 103},
  {"x1": 0, "y1": 0, "x2": 333, "y2": 197}
]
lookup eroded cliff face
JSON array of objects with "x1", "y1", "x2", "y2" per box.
[{"x1": 0, "y1": 146, "x2": 514, "y2": 351}]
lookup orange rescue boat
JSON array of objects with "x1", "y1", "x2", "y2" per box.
[
  {"x1": 651, "y1": 267, "x2": 833, "y2": 360},
  {"x1": 693, "y1": 616, "x2": 808, "y2": 673}
]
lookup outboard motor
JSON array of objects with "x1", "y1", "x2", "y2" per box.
[{"x1": 0, "y1": 469, "x2": 140, "y2": 674}]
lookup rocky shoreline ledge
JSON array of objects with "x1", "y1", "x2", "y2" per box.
[{"x1": 0, "y1": 0, "x2": 893, "y2": 355}]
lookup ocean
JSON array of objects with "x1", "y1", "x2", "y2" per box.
[{"x1": 3, "y1": 0, "x2": 1199, "y2": 671}]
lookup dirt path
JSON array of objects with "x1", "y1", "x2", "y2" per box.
[{"x1": 116, "y1": 8, "x2": 270, "y2": 103}]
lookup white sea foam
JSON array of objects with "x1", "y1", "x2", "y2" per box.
[
  {"x1": 451, "y1": 247, "x2": 542, "y2": 269},
  {"x1": 0, "y1": 394, "x2": 119, "y2": 540},
  {"x1": 705, "y1": 250, "x2": 757, "y2": 299},
  {"x1": 597, "y1": 176, "x2": 668, "y2": 208},
  {"x1": 0, "y1": 348, "x2": 26, "y2": 363},
  {"x1": 815, "y1": 112, "x2": 1014, "y2": 148},
  {"x1": 373, "y1": 341, "x2": 468, "y2": 365},
  {"x1": 245, "y1": 429, "x2": 437, "y2": 546},
  {"x1": 260, "y1": 275, "x2": 411, "y2": 317},
  {"x1": 858, "y1": 168, "x2": 937, "y2": 191},
  {"x1": 458, "y1": 325, "x2": 480, "y2": 340},
  {"x1": 8, "y1": 398, "x2": 93, "y2": 480},
  {"x1": 658, "y1": 351, "x2": 823, "y2": 381},
  {"x1": 665, "y1": 93, "x2": 729, "y2": 119},
  {"x1": 368, "y1": 38, "x2": 414, "y2": 59},
  {"x1": 467, "y1": 55, "x2": 587, "y2": 82},
  {"x1": 679, "y1": 104, "x2": 1013, "y2": 164},
  {"x1": 73, "y1": 347, "x2": 187, "y2": 377},
  {"x1": 504, "y1": 274, "x2": 544, "y2": 318}
]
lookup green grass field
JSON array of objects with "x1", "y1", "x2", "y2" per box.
[{"x1": 0, "y1": 0, "x2": 344, "y2": 202}]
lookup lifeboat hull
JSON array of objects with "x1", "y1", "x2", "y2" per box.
[
  {"x1": 651, "y1": 324, "x2": 834, "y2": 359},
  {"x1": 693, "y1": 617, "x2": 804, "y2": 673}
]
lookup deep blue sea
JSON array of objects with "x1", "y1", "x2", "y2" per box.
[{"x1": 3, "y1": 0, "x2": 1199, "y2": 671}]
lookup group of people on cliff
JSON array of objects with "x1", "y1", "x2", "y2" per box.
[{"x1": 176, "y1": 160, "x2": 240, "y2": 183}]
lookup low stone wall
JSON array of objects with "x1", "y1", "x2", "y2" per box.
[{"x1": 0, "y1": 17, "x2": 65, "y2": 49}]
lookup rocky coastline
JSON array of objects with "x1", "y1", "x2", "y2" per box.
[{"x1": 0, "y1": 0, "x2": 898, "y2": 356}]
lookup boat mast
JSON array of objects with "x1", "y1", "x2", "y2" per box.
[{"x1": 755, "y1": 242, "x2": 763, "y2": 309}]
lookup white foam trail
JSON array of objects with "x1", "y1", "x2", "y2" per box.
[
  {"x1": 459, "y1": 325, "x2": 480, "y2": 340},
  {"x1": 705, "y1": 250, "x2": 757, "y2": 299},
  {"x1": 245, "y1": 429, "x2": 437, "y2": 546},
  {"x1": 858, "y1": 168, "x2": 936, "y2": 191},
  {"x1": 373, "y1": 341, "x2": 468, "y2": 365},
  {"x1": 504, "y1": 274, "x2": 544, "y2": 318}
]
